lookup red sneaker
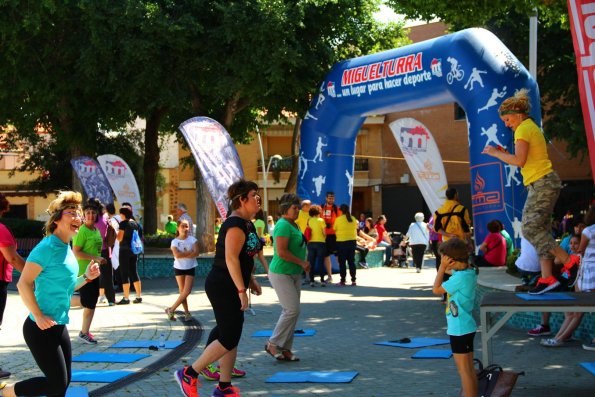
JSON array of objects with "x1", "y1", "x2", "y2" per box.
[
  {"x1": 212, "y1": 385, "x2": 241, "y2": 396},
  {"x1": 528, "y1": 276, "x2": 560, "y2": 295},
  {"x1": 174, "y1": 366, "x2": 200, "y2": 397},
  {"x1": 561, "y1": 254, "x2": 581, "y2": 287}
]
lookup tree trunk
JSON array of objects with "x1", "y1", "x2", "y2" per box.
[
  {"x1": 285, "y1": 117, "x2": 301, "y2": 193},
  {"x1": 143, "y1": 106, "x2": 167, "y2": 234},
  {"x1": 195, "y1": 168, "x2": 215, "y2": 253}
]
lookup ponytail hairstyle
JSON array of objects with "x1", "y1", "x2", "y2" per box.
[
  {"x1": 44, "y1": 191, "x2": 83, "y2": 236},
  {"x1": 499, "y1": 88, "x2": 531, "y2": 116},
  {"x1": 340, "y1": 204, "x2": 352, "y2": 222}
]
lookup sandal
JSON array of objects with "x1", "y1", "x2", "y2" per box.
[
  {"x1": 540, "y1": 338, "x2": 564, "y2": 347},
  {"x1": 264, "y1": 342, "x2": 284, "y2": 360},
  {"x1": 281, "y1": 349, "x2": 300, "y2": 362},
  {"x1": 165, "y1": 308, "x2": 176, "y2": 321}
]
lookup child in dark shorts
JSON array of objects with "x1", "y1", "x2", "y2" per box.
[{"x1": 432, "y1": 238, "x2": 478, "y2": 397}]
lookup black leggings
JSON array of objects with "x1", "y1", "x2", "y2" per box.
[
  {"x1": 15, "y1": 317, "x2": 72, "y2": 397},
  {"x1": 99, "y1": 248, "x2": 115, "y2": 303},
  {"x1": 0, "y1": 280, "x2": 8, "y2": 325},
  {"x1": 204, "y1": 272, "x2": 244, "y2": 351},
  {"x1": 410, "y1": 244, "x2": 426, "y2": 269},
  {"x1": 118, "y1": 249, "x2": 139, "y2": 284}
]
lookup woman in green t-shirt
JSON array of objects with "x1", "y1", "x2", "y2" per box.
[{"x1": 265, "y1": 194, "x2": 309, "y2": 362}]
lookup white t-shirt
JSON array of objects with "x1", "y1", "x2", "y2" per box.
[
  {"x1": 578, "y1": 225, "x2": 595, "y2": 291},
  {"x1": 171, "y1": 236, "x2": 198, "y2": 270},
  {"x1": 515, "y1": 237, "x2": 540, "y2": 273}
]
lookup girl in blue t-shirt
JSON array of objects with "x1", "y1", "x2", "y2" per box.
[
  {"x1": 3, "y1": 191, "x2": 100, "y2": 397},
  {"x1": 432, "y1": 238, "x2": 478, "y2": 397}
]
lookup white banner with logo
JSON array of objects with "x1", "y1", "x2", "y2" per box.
[
  {"x1": 389, "y1": 118, "x2": 448, "y2": 213},
  {"x1": 178, "y1": 117, "x2": 244, "y2": 219},
  {"x1": 97, "y1": 154, "x2": 143, "y2": 214}
]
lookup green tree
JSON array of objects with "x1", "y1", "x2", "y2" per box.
[
  {"x1": 388, "y1": 0, "x2": 587, "y2": 158},
  {"x1": 1, "y1": 0, "x2": 409, "y2": 244}
]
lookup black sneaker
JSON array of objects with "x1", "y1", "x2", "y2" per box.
[
  {"x1": 0, "y1": 368, "x2": 11, "y2": 379},
  {"x1": 528, "y1": 277, "x2": 560, "y2": 295},
  {"x1": 133, "y1": 297, "x2": 142, "y2": 304},
  {"x1": 117, "y1": 298, "x2": 130, "y2": 305}
]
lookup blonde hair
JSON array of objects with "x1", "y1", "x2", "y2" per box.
[
  {"x1": 44, "y1": 191, "x2": 83, "y2": 236},
  {"x1": 499, "y1": 88, "x2": 531, "y2": 116}
]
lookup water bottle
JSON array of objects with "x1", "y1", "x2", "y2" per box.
[{"x1": 159, "y1": 333, "x2": 165, "y2": 348}]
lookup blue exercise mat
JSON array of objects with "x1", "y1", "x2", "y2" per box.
[
  {"x1": 44, "y1": 386, "x2": 89, "y2": 397},
  {"x1": 580, "y1": 362, "x2": 595, "y2": 375},
  {"x1": 71, "y1": 369, "x2": 133, "y2": 383},
  {"x1": 374, "y1": 337, "x2": 450, "y2": 349},
  {"x1": 252, "y1": 329, "x2": 316, "y2": 337},
  {"x1": 266, "y1": 371, "x2": 358, "y2": 383},
  {"x1": 66, "y1": 386, "x2": 89, "y2": 397},
  {"x1": 516, "y1": 293, "x2": 576, "y2": 301},
  {"x1": 109, "y1": 340, "x2": 185, "y2": 349},
  {"x1": 73, "y1": 352, "x2": 150, "y2": 363},
  {"x1": 411, "y1": 349, "x2": 453, "y2": 359}
]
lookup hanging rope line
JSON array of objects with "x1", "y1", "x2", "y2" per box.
[{"x1": 327, "y1": 152, "x2": 470, "y2": 164}]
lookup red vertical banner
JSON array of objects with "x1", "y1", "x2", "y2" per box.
[{"x1": 568, "y1": 0, "x2": 595, "y2": 184}]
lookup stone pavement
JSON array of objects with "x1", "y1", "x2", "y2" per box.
[{"x1": 1, "y1": 259, "x2": 594, "y2": 397}]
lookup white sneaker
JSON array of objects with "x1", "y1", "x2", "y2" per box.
[{"x1": 98, "y1": 295, "x2": 106, "y2": 304}]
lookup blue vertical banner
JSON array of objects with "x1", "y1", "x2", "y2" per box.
[
  {"x1": 178, "y1": 117, "x2": 244, "y2": 219},
  {"x1": 70, "y1": 156, "x2": 114, "y2": 206}
]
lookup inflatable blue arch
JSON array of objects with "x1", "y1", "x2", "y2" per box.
[{"x1": 297, "y1": 28, "x2": 540, "y2": 245}]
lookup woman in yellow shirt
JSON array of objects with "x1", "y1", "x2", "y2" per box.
[
  {"x1": 334, "y1": 204, "x2": 358, "y2": 286},
  {"x1": 306, "y1": 205, "x2": 326, "y2": 286},
  {"x1": 483, "y1": 89, "x2": 579, "y2": 294}
]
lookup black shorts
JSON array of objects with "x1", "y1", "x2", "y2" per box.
[
  {"x1": 174, "y1": 268, "x2": 196, "y2": 277},
  {"x1": 79, "y1": 277, "x2": 100, "y2": 310},
  {"x1": 450, "y1": 332, "x2": 475, "y2": 354},
  {"x1": 325, "y1": 234, "x2": 337, "y2": 256}
]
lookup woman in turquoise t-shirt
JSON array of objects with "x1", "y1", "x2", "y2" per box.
[
  {"x1": 265, "y1": 194, "x2": 309, "y2": 362},
  {"x1": 4, "y1": 191, "x2": 100, "y2": 397}
]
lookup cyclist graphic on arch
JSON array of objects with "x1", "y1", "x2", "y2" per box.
[{"x1": 446, "y1": 57, "x2": 464, "y2": 84}]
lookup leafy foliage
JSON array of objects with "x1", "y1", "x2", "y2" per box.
[{"x1": 0, "y1": 0, "x2": 410, "y2": 235}]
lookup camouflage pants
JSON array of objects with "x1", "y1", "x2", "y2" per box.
[{"x1": 522, "y1": 172, "x2": 561, "y2": 259}]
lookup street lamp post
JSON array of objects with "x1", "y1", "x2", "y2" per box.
[{"x1": 263, "y1": 154, "x2": 283, "y2": 218}]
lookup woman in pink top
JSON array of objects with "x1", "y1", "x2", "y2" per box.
[{"x1": 476, "y1": 220, "x2": 506, "y2": 267}]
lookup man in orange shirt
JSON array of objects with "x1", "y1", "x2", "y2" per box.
[{"x1": 321, "y1": 192, "x2": 341, "y2": 284}]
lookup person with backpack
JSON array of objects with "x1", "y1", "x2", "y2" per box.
[
  {"x1": 433, "y1": 188, "x2": 472, "y2": 244},
  {"x1": 116, "y1": 207, "x2": 142, "y2": 305},
  {"x1": 99, "y1": 203, "x2": 117, "y2": 305},
  {"x1": 433, "y1": 188, "x2": 472, "y2": 301}
]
